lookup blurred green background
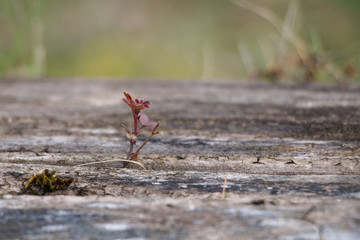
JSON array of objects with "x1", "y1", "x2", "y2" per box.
[{"x1": 0, "y1": 0, "x2": 359, "y2": 82}]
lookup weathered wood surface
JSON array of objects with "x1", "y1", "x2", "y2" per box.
[{"x1": 0, "y1": 78, "x2": 359, "y2": 239}]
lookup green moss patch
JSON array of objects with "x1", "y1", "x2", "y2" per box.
[{"x1": 24, "y1": 169, "x2": 73, "y2": 195}]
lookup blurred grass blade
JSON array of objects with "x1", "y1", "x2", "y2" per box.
[
  {"x1": 238, "y1": 43, "x2": 255, "y2": 76},
  {"x1": 309, "y1": 27, "x2": 323, "y2": 53},
  {"x1": 230, "y1": 0, "x2": 308, "y2": 61},
  {"x1": 279, "y1": 0, "x2": 299, "y2": 57}
]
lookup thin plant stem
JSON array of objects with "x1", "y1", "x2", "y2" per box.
[
  {"x1": 134, "y1": 132, "x2": 158, "y2": 156},
  {"x1": 222, "y1": 173, "x2": 228, "y2": 200},
  {"x1": 127, "y1": 143, "x2": 134, "y2": 160},
  {"x1": 133, "y1": 112, "x2": 138, "y2": 135},
  {"x1": 126, "y1": 112, "x2": 138, "y2": 160},
  {"x1": 75, "y1": 159, "x2": 146, "y2": 170}
]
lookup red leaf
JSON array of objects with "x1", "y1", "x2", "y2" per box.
[
  {"x1": 139, "y1": 113, "x2": 150, "y2": 125},
  {"x1": 139, "y1": 113, "x2": 158, "y2": 127}
]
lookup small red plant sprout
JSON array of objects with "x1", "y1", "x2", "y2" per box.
[{"x1": 121, "y1": 92, "x2": 160, "y2": 167}]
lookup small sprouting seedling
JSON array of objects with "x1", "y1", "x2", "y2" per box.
[
  {"x1": 121, "y1": 92, "x2": 160, "y2": 167},
  {"x1": 24, "y1": 169, "x2": 73, "y2": 195},
  {"x1": 74, "y1": 92, "x2": 158, "y2": 169}
]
